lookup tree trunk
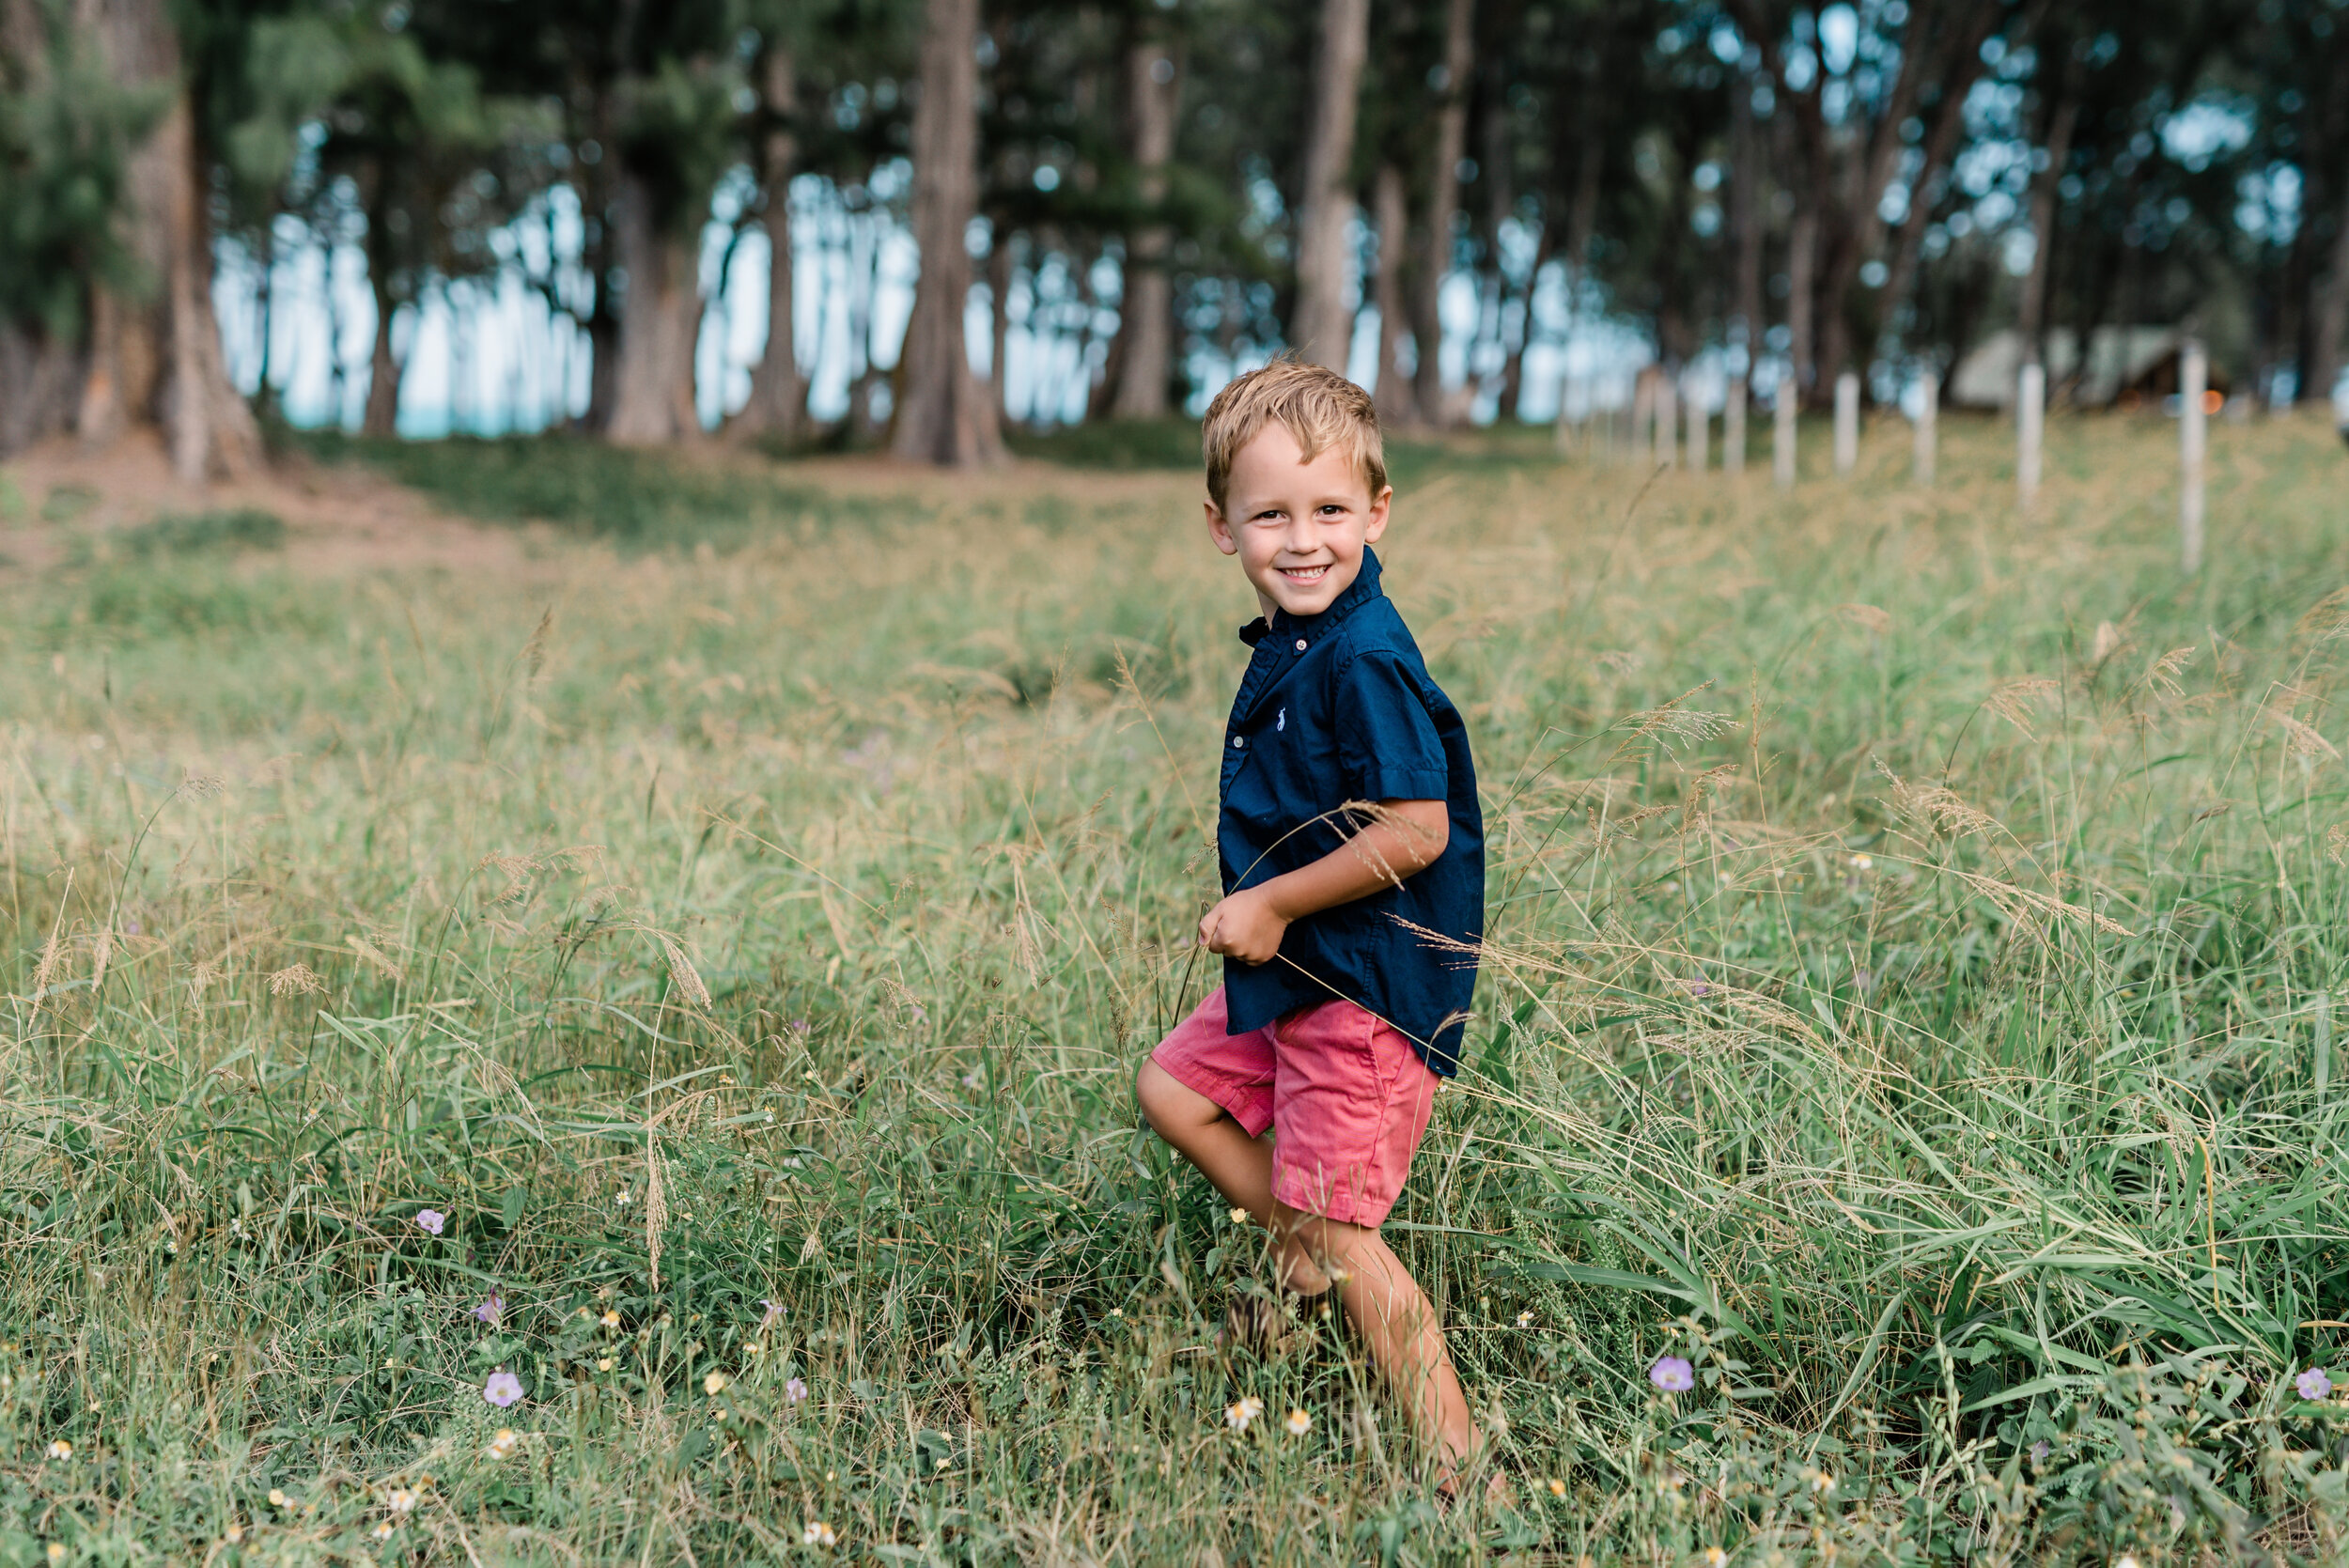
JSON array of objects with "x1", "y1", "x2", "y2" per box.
[
  {"x1": 2015, "y1": 92, "x2": 2078, "y2": 368},
  {"x1": 1875, "y1": 18, "x2": 1995, "y2": 358},
  {"x1": 2303, "y1": 45, "x2": 2349, "y2": 403},
  {"x1": 1110, "y1": 40, "x2": 1181, "y2": 418},
  {"x1": 1372, "y1": 163, "x2": 1423, "y2": 428},
  {"x1": 1729, "y1": 68, "x2": 1763, "y2": 364},
  {"x1": 989, "y1": 234, "x2": 1014, "y2": 419},
  {"x1": 891, "y1": 0, "x2": 1003, "y2": 465},
  {"x1": 739, "y1": 48, "x2": 805, "y2": 440},
  {"x1": 1786, "y1": 200, "x2": 1817, "y2": 397},
  {"x1": 364, "y1": 270, "x2": 401, "y2": 437},
  {"x1": 1499, "y1": 227, "x2": 1550, "y2": 423},
  {"x1": 604, "y1": 166, "x2": 704, "y2": 446},
  {"x1": 362, "y1": 159, "x2": 402, "y2": 438},
  {"x1": 0, "y1": 320, "x2": 83, "y2": 455},
  {"x1": 67, "y1": 0, "x2": 256, "y2": 477},
  {"x1": 1289, "y1": 0, "x2": 1369, "y2": 372},
  {"x1": 1412, "y1": 0, "x2": 1474, "y2": 421},
  {"x1": 2310, "y1": 202, "x2": 2349, "y2": 406}
]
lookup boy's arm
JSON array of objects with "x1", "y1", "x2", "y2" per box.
[{"x1": 1200, "y1": 800, "x2": 1450, "y2": 964}]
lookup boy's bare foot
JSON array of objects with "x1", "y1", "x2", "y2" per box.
[{"x1": 1432, "y1": 1463, "x2": 1512, "y2": 1514}]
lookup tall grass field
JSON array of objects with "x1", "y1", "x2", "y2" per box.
[{"x1": 6, "y1": 414, "x2": 2349, "y2": 1565}]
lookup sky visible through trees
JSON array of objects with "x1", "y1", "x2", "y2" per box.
[{"x1": 3, "y1": 0, "x2": 2347, "y2": 462}]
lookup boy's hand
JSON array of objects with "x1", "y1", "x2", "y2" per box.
[{"x1": 1200, "y1": 887, "x2": 1287, "y2": 965}]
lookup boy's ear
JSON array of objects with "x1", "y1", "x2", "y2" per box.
[
  {"x1": 1205, "y1": 499, "x2": 1239, "y2": 556},
  {"x1": 1362, "y1": 486, "x2": 1393, "y2": 545}
]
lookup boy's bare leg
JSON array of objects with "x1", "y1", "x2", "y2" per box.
[
  {"x1": 1275, "y1": 1204, "x2": 1483, "y2": 1485},
  {"x1": 1135, "y1": 1061, "x2": 1332, "y2": 1293},
  {"x1": 1139, "y1": 1063, "x2": 1489, "y2": 1492}
]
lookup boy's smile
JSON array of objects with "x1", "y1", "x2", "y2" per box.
[{"x1": 1205, "y1": 422, "x2": 1392, "y2": 622}]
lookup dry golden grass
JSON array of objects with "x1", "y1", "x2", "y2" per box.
[{"x1": 3, "y1": 410, "x2": 2349, "y2": 1563}]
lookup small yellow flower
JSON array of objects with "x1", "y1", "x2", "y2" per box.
[
  {"x1": 1806, "y1": 1467, "x2": 1836, "y2": 1494},
  {"x1": 1849, "y1": 853, "x2": 1873, "y2": 871},
  {"x1": 1227, "y1": 1206, "x2": 1249, "y2": 1225},
  {"x1": 1225, "y1": 1395, "x2": 1264, "y2": 1432},
  {"x1": 268, "y1": 1488, "x2": 288, "y2": 1507},
  {"x1": 1547, "y1": 1478, "x2": 1567, "y2": 1498},
  {"x1": 1517, "y1": 1311, "x2": 1534, "y2": 1328},
  {"x1": 46, "y1": 1440, "x2": 70, "y2": 1461},
  {"x1": 2115, "y1": 1558, "x2": 2141, "y2": 1568},
  {"x1": 801, "y1": 1520, "x2": 837, "y2": 1546},
  {"x1": 371, "y1": 1521, "x2": 396, "y2": 1541},
  {"x1": 1283, "y1": 1407, "x2": 1311, "y2": 1436},
  {"x1": 387, "y1": 1487, "x2": 418, "y2": 1514},
  {"x1": 597, "y1": 1357, "x2": 615, "y2": 1372},
  {"x1": 704, "y1": 1371, "x2": 728, "y2": 1396},
  {"x1": 224, "y1": 1523, "x2": 244, "y2": 1544},
  {"x1": 600, "y1": 1310, "x2": 621, "y2": 1328},
  {"x1": 485, "y1": 1428, "x2": 519, "y2": 1460},
  {"x1": 1702, "y1": 1550, "x2": 1727, "y2": 1568},
  {"x1": 46, "y1": 1545, "x2": 66, "y2": 1565}
]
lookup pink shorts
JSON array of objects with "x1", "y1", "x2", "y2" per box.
[{"x1": 1149, "y1": 985, "x2": 1439, "y2": 1227}]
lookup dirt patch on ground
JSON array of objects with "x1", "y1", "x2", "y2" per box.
[
  {"x1": 0, "y1": 431, "x2": 1199, "y2": 582},
  {"x1": 0, "y1": 429, "x2": 551, "y2": 580}
]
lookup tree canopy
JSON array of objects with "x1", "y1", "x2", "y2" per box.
[{"x1": 1, "y1": 0, "x2": 2342, "y2": 465}]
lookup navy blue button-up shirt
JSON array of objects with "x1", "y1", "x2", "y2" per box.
[{"x1": 1218, "y1": 548, "x2": 1483, "y2": 1075}]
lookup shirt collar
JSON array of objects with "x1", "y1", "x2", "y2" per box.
[{"x1": 1236, "y1": 547, "x2": 1384, "y2": 646}]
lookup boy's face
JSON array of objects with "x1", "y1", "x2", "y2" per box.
[{"x1": 1205, "y1": 423, "x2": 1391, "y2": 622}]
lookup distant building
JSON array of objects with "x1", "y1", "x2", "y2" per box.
[{"x1": 1948, "y1": 327, "x2": 2226, "y2": 410}]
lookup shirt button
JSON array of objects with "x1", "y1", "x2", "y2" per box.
[
  {"x1": 1293, "y1": 638, "x2": 1308, "y2": 653},
  {"x1": 1232, "y1": 736, "x2": 1245, "y2": 749}
]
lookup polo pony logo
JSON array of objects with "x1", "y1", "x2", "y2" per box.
[{"x1": 1277, "y1": 707, "x2": 1286, "y2": 732}]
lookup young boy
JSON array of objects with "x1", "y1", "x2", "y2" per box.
[{"x1": 1134, "y1": 360, "x2": 1487, "y2": 1493}]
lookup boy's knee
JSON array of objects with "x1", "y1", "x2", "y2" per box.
[{"x1": 1133, "y1": 1058, "x2": 1187, "y2": 1135}]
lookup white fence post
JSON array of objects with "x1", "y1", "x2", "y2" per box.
[
  {"x1": 1725, "y1": 375, "x2": 1747, "y2": 475},
  {"x1": 2018, "y1": 361, "x2": 2046, "y2": 509},
  {"x1": 1775, "y1": 376, "x2": 1797, "y2": 489},
  {"x1": 1657, "y1": 379, "x2": 1677, "y2": 468},
  {"x1": 2181, "y1": 339, "x2": 2207, "y2": 574},
  {"x1": 1688, "y1": 381, "x2": 1707, "y2": 471},
  {"x1": 1833, "y1": 371, "x2": 1859, "y2": 474},
  {"x1": 1913, "y1": 374, "x2": 1937, "y2": 486}
]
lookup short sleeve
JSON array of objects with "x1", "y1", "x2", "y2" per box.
[{"x1": 1334, "y1": 649, "x2": 1450, "y2": 801}]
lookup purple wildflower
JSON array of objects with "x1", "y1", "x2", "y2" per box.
[
  {"x1": 473, "y1": 1294, "x2": 505, "y2": 1327},
  {"x1": 786, "y1": 1377, "x2": 809, "y2": 1405},
  {"x1": 483, "y1": 1371, "x2": 524, "y2": 1407},
  {"x1": 1680, "y1": 979, "x2": 1712, "y2": 998},
  {"x1": 2029, "y1": 1440, "x2": 2049, "y2": 1465},
  {"x1": 2297, "y1": 1367, "x2": 2333, "y2": 1401},
  {"x1": 760, "y1": 1299, "x2": 785, "y2": 1328},
  {"x1": 415, "y1": 1210, "x2": 444, "y2": 1236},
  {"x1": 1648, "y1": 1356, "x2": 1695, "y2": 1393}
]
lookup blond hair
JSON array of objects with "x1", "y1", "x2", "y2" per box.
[{"x1": 1200, "y1": 359, "x2": 1387, "y2": 511}]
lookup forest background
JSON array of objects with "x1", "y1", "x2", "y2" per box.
[{"x1": 7, "y1": 0, "x2": 2349, "y2": 468}]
